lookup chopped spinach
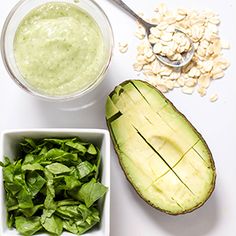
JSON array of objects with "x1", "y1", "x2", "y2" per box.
[{"x1": 0, "y1": 137, "x2": 108, "y2": 235}]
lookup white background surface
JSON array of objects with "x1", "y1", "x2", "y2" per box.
[{"x1": 0, "y1": 0, "x2": 236, "y2": 236}]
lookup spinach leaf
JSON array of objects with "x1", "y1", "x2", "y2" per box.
[
  {"x1": 63, "y1": 220, "x2": 78, "y2": 234},
  {"x1": 24, "y1": 138, "x2": 37, "y2": 148},
  {"x1": 53, "y1": 153, "x2": 80, "y2": 166},
  {"x1": 56, "y1": 205, "x2": 83, "y2": 220},
  {"x1": 77, "y1": 207, "x2": 100, "y2": 234},
  {"x1": 95, "y1": 150, "x2": 101, "y2": 180},
  {"x1": 64, "y1": 175, "x2": 81, "y2": 189},
  {"x1": 41, "y1": 210, "x2": 63, "y2": 235},
  {"x1": 0, "y1": 156, "x2": 11, "y2": 167},
  {"x1": 44, "y1": 169, "x2": 56, "y2": 210},
  {"x1": 7, "y1": 213, "x2": 15, "y2": 228},
  {"x1": 4, "y1": 181, "x2": 22, "y2": 195},
  {"x1": 57, "y1": 199, "x2": 80, "y2": 206},
  {"x1": 15, "y1": 216, "x2": 42, "y2": 236},
  {"x1": 23, "y1": 154, "x2": 35, "y2": 164},
  {"x1": 87, "y1": 144, "x2": 97, "y2": 155},
  {"x1": 3, "y1": 163, "x2": 15, "y2": 183},
  {"x1": 65, "y1": 141, "x2": 87, "y2": 155},
  {"x1": 20, "y1": 204, "x2": 44, "y2": 217},
  {"x1": 46, "y1": 163, "x2": 71, "y2": 175},
  {"x1": 17, "y1": 188, "x2": 34, "y2": 209},
  {"x1": 44, "y1": 138, "x2": 67, "y2": 146},
  {"x1": 26, "y1": 171, "x2": 46, "y2": 196},
  {"x1": 22, "y1": 163, "x2": 44, "y2": 171},
  {"x1": 44, "y1": 148, "x2": 66, "y2": 160},
  {"x1": 78, "y1": 178, "x2": 108, "y2": 208},
  {"x1": 77, "y1": 161, "x2": 94, "y2": 179},
  {"x1": 54, "y1": 175, "x2": 81, "y2": 194},
  {"x1": 6, "y1": 192, "x2": 18, "y2": 209}
]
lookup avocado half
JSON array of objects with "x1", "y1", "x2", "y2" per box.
[{"x1": 106, "y1": 80, "x2": 216, "y2": 215}]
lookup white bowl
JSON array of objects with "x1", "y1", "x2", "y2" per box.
[{"x1": 0, "y1": 129, "x2": 110, "y2": 236}]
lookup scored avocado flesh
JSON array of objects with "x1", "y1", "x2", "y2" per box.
[{"x1": 106, "y1": 80, "x2": 216, "y2": 215}]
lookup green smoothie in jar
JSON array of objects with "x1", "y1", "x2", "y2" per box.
[{"x1": 14, "y1": 2, "x2": 106, "y2": 96}]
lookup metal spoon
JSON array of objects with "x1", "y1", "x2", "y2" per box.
[{"x1": 111, "y1": 0, "x2": 194, "y2": 68}]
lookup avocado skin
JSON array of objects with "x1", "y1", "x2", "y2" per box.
[{"x1": 106, "y1": 80, "x2": 216, "y2": 215}]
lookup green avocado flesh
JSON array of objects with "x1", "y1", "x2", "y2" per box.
[{"x1": 106, "y1": 80, "x2": 216, "y2": 215}]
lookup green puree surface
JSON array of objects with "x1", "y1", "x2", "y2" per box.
[{"x1": 14, "y1": 2, "x2": 106, "y2": 96}]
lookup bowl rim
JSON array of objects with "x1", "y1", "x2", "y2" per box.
[
  {"x1": 0, "y1": 128, "x2": 111, "y2": 236},
  {"x1": 1, "y1": 0, "x2": 114, "y2": 102},
  {"x1": 0, "y1": 128, "x2": 110, "y2": 135}
]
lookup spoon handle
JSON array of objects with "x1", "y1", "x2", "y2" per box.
[{"x1": 110, "y1": 0, "x2": 147, "y2": 26}]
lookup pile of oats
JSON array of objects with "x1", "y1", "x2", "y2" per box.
[{"x1": 132, "y1": 3, "x2": 230, "y2": 99}]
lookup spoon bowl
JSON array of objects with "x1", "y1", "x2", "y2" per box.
[{"x1": 111, "y1": 0, "x2": 195, "y2": 68}]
